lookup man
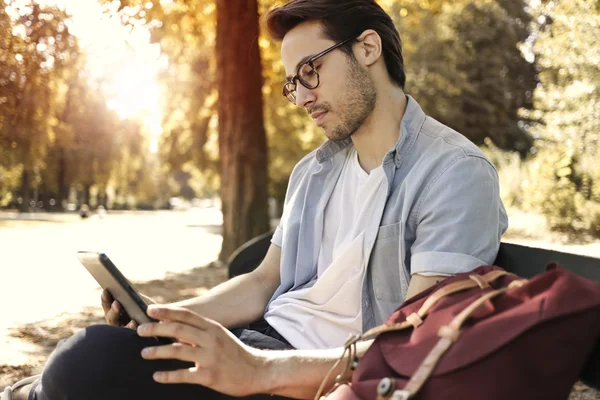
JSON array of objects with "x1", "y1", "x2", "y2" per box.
[{"x1": 5, "y1": 0, "x2": 507, "y2": 399}]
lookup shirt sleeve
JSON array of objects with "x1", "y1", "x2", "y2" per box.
[
  {"x1": 271, "y1": 187, "x2": 293, "y2": 248},
  {"x1": 410, "y1": 156, "x2": 509, "y2": 276},
  {"x1": 270, "y1": 164, "x2": 302, "y2": 249},
  {"x1": 271, "y1": 224, "x2": 283, "y2": 248}
]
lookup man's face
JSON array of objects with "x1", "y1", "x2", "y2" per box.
[{"x1": 281, "y1": 21, "x2": 377, "y2": 141}]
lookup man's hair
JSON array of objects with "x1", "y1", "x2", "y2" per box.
[{"x1": 265, "y1": 0, "x2": 406, "y2": 89}]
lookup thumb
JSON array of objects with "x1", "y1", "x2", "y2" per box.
[{"x1": 125, "y1": 320, "x2": 139, "y2": 330}]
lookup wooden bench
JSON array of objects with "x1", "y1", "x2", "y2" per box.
[{"x1": 228, "y1": 231, "x2": 600, "y2": 390}]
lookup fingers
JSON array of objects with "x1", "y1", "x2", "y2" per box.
[
  {"x1": 101, "y1": 289, "x2": 113, "y2": 315},
  {"x1": 152, "y1": 367, "x2": 209, "y2": 385},
  {"x1": 146, "y1": 306, "x2": 214, "y2": 330},
  {"x1": 141, "y1": 343, "x2": 206, "y2": 364},
  {"x1": 105, "y1": 301, "x2": 123, "y2": 325},
  {"x1": 103, "y1": 297, "x2": 132, "y2": 327},
  {"x1": 102, "y1": 289, "x2": 123, "y2": 325},
  {"x1": 125, "y1": 320, "x2": 139, "y2": 330},
  {"x1": 137, "y1": 321, "x2": 211, "y2": 346}
]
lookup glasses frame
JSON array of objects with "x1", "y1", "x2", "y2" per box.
[{"x1": 282, "y1": 36, "x2": 357, "y2": 104}]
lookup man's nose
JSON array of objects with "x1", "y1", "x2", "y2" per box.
[{"x1": 295, "y1": 84, "x2": 316, "y2": 109}]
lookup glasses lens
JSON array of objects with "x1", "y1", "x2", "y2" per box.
[
  {"x1": 283, "y1": 82, "x2": 297, "y2": 104},
  {"x1": 298, "y1": 63, "x2": 319, "y2": 89}
]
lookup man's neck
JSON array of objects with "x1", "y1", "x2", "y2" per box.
[{"x1": 351, "y1": 87, "x2": 407, "y2": 174}]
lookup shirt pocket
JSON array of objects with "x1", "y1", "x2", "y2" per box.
[{"x1": 368, "y1": 221, "x2": 406, "y2": 303}]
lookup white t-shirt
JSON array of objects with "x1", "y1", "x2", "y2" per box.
[{"x1": 265, "y1": 148, "x2": 386, "y2": 349}]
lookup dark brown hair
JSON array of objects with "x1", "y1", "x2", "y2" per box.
[{"x1": 266, "y1": 0, "x2": 406, "y2": 89}]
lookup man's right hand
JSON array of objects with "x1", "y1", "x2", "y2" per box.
[{"x1": 101, "y1": 289, "x2": 138, "y2": 329}]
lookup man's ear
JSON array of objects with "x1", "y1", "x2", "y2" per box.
[{"x1": 355, "y1": 29, "x2": 383, "y2": 67}]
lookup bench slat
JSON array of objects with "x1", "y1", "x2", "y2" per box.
[{"x1": 495, "y1": 242, "x2": 600, "y2": 281}]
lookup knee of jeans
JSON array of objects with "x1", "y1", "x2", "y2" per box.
[{"x1": 40, "y1": 325, "x2": 146, "y2": 396}]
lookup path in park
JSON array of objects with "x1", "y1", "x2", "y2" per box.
[{"x1": 0, "y1": 209, "x2": 225, "y2": 378}]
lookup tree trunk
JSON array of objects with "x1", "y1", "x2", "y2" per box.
[
  {"x1": 83, "y1": 184, "x2": 91, "y2": 206},
  {"x1": 98, "y1": 189, "x2": 108, "y2": 209},
  {"x1": 18, "y1": 169, "x2": 31, "y2": 212},
  {"x1": 57, "y1": 148, "x2": 68, "y2": 211},
  {"x1": 216, "y1": 0, "x2": 270, "y2": 262}
]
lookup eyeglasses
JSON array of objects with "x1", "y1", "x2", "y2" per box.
[{"x1": 282, "y1": 36, "x2": 356, "y2": 104}]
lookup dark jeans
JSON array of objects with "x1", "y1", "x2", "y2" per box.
[{"x1": 29, "y1": 319, "x2": 294, "y2": 400}]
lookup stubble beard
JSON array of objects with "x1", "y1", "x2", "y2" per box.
[{"x1": 327, "y1": 56, "x2": 377, "y2": 142}]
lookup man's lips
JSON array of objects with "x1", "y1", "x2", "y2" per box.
[{"x1": 311, "y1": 111, "x2": 328, "y2": 124}]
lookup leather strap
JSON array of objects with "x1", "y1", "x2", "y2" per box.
[
  {"x1": 469, "y1": 274, "x2": 490, "y2": 289},
  {"x1": 401, "y1": 284, "x2": 524, "y2": 397},
  {"x1": 406, "y1": 313, "x2": 424, "y2": 328},
  {"x1": 362, "y1": 270, "x2": 514, "y2": 339}
]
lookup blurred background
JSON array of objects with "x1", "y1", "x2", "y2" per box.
[{"x1": 0, "y1": 0, "x2": 599, "y2": 396}]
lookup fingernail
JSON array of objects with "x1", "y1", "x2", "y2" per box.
[
  {"x1": 147, "y1": 306, "x2": 159, "y2": 316},
  {"x1": 153, "y1": 372, "x2": 162, "y2": 381},
  {"x1": 137, "y1": 324, "x2": 148, "y2": 335},
  {"x1": 112, "y1": 302, "x2": 119, "y2": 312},
  {"x1": 141, "y1": 347, "x2": 151, "y2": 358}
]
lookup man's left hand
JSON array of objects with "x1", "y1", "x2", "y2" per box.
[{"x1": 137, "y1": 305, "x2": 267, "y2": 396}]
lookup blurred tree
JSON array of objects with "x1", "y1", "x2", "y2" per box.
[
  {"x1": 519, "y1": 0, "x2": 600, "y2": 234},
  {"x1": 0, "y1": 0, "x2": 79, "y2": 211},
  {"x1": 108, "y1": 0, "x2": 220, "y2": 198},
  {"x1": 0, "y1": 0, "x2": 21, "y2": 205},
  {"x1": 113, "y1": 0, "x2": 270, "y2": 260},
  {"x1": 66, "y1": 80, "x2": 121, "y2": 207},
  {"x1": 0, "y1": 0, "x2": 175, "y2": 211},
  {"x1": 216, "y1": 0, "x2": 269, "y2": 261},
  {"x1": 381, "y1": 0, "x2": 537, "y2": 155},
  {"x1": 109, "y1": 118, "x2": 150, "y2": 208},
  {"x1": 152, "y1": 1, "x2": 220, "y2": 196}
]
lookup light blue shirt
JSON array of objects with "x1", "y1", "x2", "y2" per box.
[{"x1": 270, "y1": 95, "x2": 508, "y2": 332}]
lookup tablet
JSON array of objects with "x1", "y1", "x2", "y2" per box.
[{"x1": 76, "y1": 251, "x2": 156, "y2": 325}]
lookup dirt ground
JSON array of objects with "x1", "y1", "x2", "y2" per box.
[{"x1": 0, "y1": 209, "x2": 599, "y2": 398}]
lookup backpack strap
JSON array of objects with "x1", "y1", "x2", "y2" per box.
[
  {"x1": 363, "y1": 270, "x2": 514, "y2": 339},
  {"x1": 315, "y1": 269, "x2": 516, "y2": 400},
  {"x1": 389, "y1": 280, "x2": 528, "y2": 399}
]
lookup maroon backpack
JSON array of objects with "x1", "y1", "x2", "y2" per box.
[{"x1": 319, "y1": 264, "x2": 600, "y2": 400}]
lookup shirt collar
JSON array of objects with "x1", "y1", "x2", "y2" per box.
[{"x1": 315, "y1": 95, "x2": 425, "y2": 168}]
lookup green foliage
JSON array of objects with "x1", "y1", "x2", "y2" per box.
[
  {"x1": 0, "y1": 0, "x2": 78, "y2": 208},
  {"x1": 511, "y1": 0, "x2": 600, "y2": 235},
  {"x1": 106, "y1": 0, "x2": 221, "y2": 198},
  {"x1": 588, "y1": 203, "x2": 600, "y2": 238},
  {"x1": 380, "y1": 0, "x2": 536, "y2": 155},
  {"x1": 521, "y1": 149, "x2": 586, "y2": 230},
  {"x1": 0, "y1": 163, "x2": 23, "y2": 207},
  {"x1": 0, "y1": 0, "x2": 168, "y2": 210}
]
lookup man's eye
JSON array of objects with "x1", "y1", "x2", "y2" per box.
[{"x1": 306, "y1": 67, "x2": 318, "y2": 76}]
